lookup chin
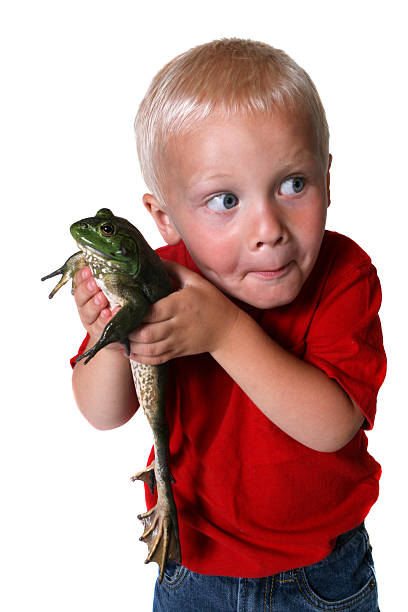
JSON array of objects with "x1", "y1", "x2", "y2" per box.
[
  {"x1": 242, "y1": 281, "x2": 303, "y2": 310},
  {"x1": 231, "y1": 289, "x2": 297, "y2": 310},
  {"x1": 251, "y1": 296, "x2": 297, "y2": 309}
]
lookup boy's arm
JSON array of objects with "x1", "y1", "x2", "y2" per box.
[
  {"x1": 72, "y1": 338, "x2": 137, "y2": 430},
  {"x1": 71, "y1": 267, "x2": 138, "y2": 430},
  {"x1": 128, "y1": 261, "x2": 364, "y2": 453},
  {"x1": 211, "y1": 308, "x2": 364, "y2": 452}
]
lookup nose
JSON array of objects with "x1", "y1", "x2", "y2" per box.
[{"x1": 246, "y1": 200, "x2": 288, "y2": 251}]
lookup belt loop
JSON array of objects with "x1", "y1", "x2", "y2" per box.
[{"x1": 278, "y1": 570, "x2": 295, "y2": 583}]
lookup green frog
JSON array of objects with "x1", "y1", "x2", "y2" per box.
[{"x1": 42, "y1": 208, "x2": 181, "y2": 582}]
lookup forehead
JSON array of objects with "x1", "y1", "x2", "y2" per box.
[{"x1": 163, "y1": 110, "x2": 321, "y2": 188}]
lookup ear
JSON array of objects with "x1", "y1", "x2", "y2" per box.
[
  {"x1": 142, "y1": 193, "x2": 181, "y2": 245},
  {"x1": 326, "y1": 154, "x2": 332, "y2": 208}
]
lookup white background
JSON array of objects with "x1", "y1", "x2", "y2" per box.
[{"x1": 1, "y1": 1, "x2": 406, "y2": 610}]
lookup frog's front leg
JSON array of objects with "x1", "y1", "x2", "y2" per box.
[
  {"x1": 41, "y1": 251, "x2": 87, "y2": 298},
  {"x1": 76, "y1": 286, "x2": 150, "y2": 365}
]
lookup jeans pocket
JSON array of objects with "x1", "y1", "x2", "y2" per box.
[
  {"x1": 295, "y1": 524, "x2": 378, "y2": 609},
  {"x1": 162, "y1": 561, "x2": 191, "y2": 589}
]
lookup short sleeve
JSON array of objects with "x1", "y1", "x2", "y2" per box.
[
  {"x1": 70, "y1": 333, "x2": 90, "y2": 369},
  {"x1": 304, "y1": 263, "x2": 386, "y2": 429}
]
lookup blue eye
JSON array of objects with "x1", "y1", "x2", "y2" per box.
[
  {"x1": 207, "y1": 193, "x2": 239, "y2": 211},
  {"x1": 280, "y1": 177, "x2": 305, "y2": 195}
]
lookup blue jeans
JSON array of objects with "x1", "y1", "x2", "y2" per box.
[{"x1": 152, "y1": 523, "x2": 379, "y2": 611}]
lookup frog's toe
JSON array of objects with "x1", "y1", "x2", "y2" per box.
[
  {"x1": 75, "y1": 340, "x2": 106, "y2": 364},
  {"x1": 137, "y1": 503, "x2": 181, "y2": 583},
  {"x1": 131, "y1": 461, "x2": 156, "y2": 495},
  {"x1": 75, "y1": 346, "x2": 96, "y2": 365}
]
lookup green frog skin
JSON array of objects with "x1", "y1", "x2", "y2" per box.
[{"x1": 42, "y1": 208, "x2": 181, "y2": 582}]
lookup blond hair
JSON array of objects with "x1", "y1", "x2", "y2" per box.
[{"x1": 135, "y1": 38, "x2": 329, "y2": 205}]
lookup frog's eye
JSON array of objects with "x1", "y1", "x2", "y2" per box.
[
  {"x1": 280, "y1": 177, "x2": 305, "y2": 195},
  {"x1": 207, "y1": 193, "x2": 239, "y2": 211},
  {"x1": 100, "y1": 222, "x2": 115, "y2": 236}
]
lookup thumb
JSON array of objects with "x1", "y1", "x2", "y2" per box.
[{"x1": 161, "y1": 259, "x2": 202, "y2": 288}]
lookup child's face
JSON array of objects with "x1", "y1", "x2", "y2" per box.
[{"x1": 149, "y1": 110, "x2": 330, "y2": 309}]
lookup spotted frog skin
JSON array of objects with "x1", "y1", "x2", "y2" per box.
[{"x1": 42, "y1": 208, "x2": 181, "y2": 582}]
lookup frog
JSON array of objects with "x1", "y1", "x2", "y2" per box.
[{"x1": 41, "y1": 208, "x2": 181, "y2": 582}]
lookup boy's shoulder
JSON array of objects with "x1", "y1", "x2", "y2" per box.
[
  {"x1": 155, "y1": 241, "x2": 184, "y2": 260},
  {"x1": 321, "y1": 230, "x2": 373, "y2": 277},
  {"x1": 156, "y1": 241, "x2": 201, "y2": 273},
  {"x1": 305, "y1": 230, "x2": 378, "y2": 301}
]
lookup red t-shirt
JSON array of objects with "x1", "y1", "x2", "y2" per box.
[{"x1": 71, "y1": 230, "x2": 386, "y2": 577}]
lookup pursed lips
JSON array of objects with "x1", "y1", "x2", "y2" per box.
[{"x1": 246, "y1": 260, "x2": 294, "y2": 277}]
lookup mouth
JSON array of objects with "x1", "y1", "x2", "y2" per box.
[
  {"x1": 248, "y1": 260, "x2": 294, "y2": 279},
  {"x1": 77, "y1": 242, "x2": 107, "y2": 260},
  {"x1": 77, "y1": 242, "x2": 121, "y2": 269}
]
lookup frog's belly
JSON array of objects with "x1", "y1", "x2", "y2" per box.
[{"x1": 94, "y1": 277, "x2": 124, "y2": 310}]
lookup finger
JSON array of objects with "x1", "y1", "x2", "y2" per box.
[
  {"x1": 74, "y1": 265, "x2": 92, "y2": 287},
  {"x1": 129, "y1": 350, "x2": 174, "y2": 366},
  {"x1": 94, "y1": 304, "x2": 119, "y2": 327},
  {"x1": 141, "y1": 291, "x2": 182, "y2": 324},
  {"x1": 78, "y1": 291, "x2": 109, "y2": 326},
  {"x1": 74, "y1": 273, "x2": 103, "y2": 307},
  {"x1": 99, "y1": 307, "x2": 112, "y2": 322},
  {"x1": 130, "y1": 327, "x2": 177, "y2": 356},
  {"x1": 73, "y1": 266, "x2": 94, "y2": 299},
  {"x1": 128, "y1": 320, "x2": 173, "y2": 345},
  {"x1": 97, "y1": 305, "x2": 120, "y2": 327}
]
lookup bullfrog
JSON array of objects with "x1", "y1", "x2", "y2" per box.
[{"x1": 42, "y1": 208, "x2": 181, "y2": 582}]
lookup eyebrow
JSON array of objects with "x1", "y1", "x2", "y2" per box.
[
  {"x1": 185, "y1": 173, "x2": 234, "y2": 199},
  {"x1": 187, "y1": 172, "x2": 231, "y2": 187},
  {"x1": 280, "y1": 148, "x2": 318, "y2": 166}
]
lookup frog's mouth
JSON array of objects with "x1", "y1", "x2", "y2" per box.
[{"x1": 77, "y1": 242, "x2": 122, "y2": 269}]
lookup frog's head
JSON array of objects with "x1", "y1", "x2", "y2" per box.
[{"x1": 70, "y1": 208, "x2": 141, "y2": 275}]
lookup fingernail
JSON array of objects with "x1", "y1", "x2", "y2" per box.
[
  {"x1": 94, "y1": 294, "x2": 102, "y2": 305},
  {"x1": 87, "y1": 279, "x2": 96, "y2": 291},
  {"x1": 81, "y1": 267, "x2": 91, "y2": 280}
]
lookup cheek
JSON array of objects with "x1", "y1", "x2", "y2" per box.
[
  {"x1": 171, "y1": 207, "x2": 241, "y2": 274},
  {"x1": 184, "y1": 229, "x2": 241, "y2": 277},
  {"x1": 295, "y1": 205, "x2": 327, "y2": 266},
  {"x1": 293, "y1": 196, "x2": 327, "y2": 240}
]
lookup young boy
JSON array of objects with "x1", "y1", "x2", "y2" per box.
[{"x1": 71, "y1": 39, "x2": 386, "y2": 610}]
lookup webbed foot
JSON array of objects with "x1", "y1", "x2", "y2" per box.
[{"x1": 138, "y1": 500, "x2": 181, "y2": 583}]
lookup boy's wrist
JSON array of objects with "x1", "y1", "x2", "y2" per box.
[{"x1": 210, "y1": 307, "x2": 253, "y2": 362}]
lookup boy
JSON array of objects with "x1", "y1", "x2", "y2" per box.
[{"x1": 71, "y1": 39, "x2": 386, "y2": 610}]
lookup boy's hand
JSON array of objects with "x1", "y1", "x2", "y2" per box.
[
  {"x1": 73, "y1": 266, "x2": 122, "y2": 351},
  {"x1": 127, "y1": 261, "x2": 240, "y2": 365}
]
